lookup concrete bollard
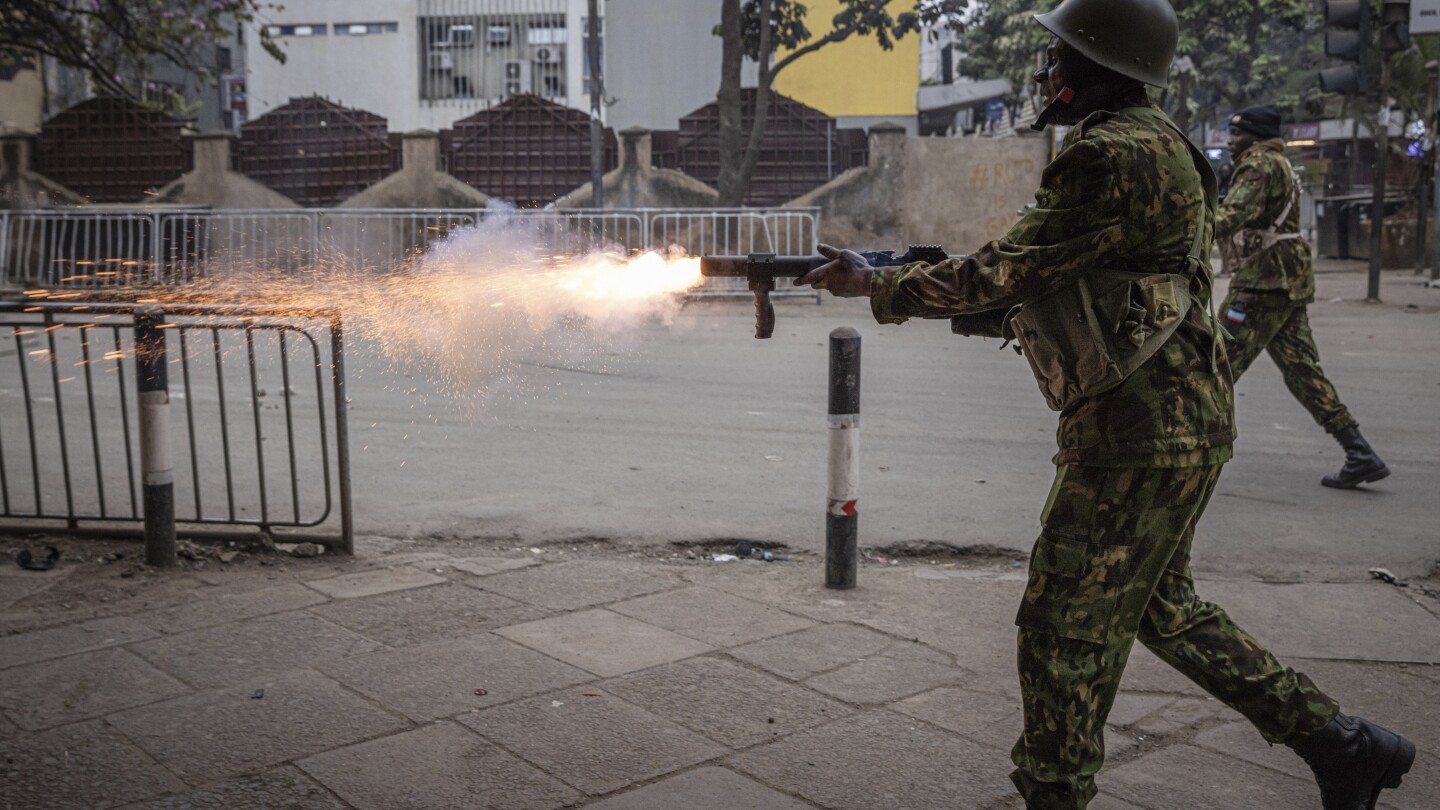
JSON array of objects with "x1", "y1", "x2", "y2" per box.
[
  {"x1": 826, "y1": 327, "x2": 860, "y2": 589},
  {"x1": 134, "y1": 306, "x2": 176, "y2": 567}
]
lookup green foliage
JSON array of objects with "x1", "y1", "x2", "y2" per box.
[
  {"x1": 0, "y1": 0, "x2": 285, "y2": 115},
  {"x1": 953, "y1": 0, "x2": 1325, "y2": 127},
  {"x1": 952, "y1": 0, "x2": 1058, "y2": 105}
]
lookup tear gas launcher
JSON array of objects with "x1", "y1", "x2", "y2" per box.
[{"x1": 699, "y1": 245, "x2": 959, "y2": 339}]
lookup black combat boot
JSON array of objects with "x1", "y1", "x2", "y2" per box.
[
  {"x1": 1296, "y1": 712, "x2": 1414, "y2": 809},
  {"x1": 1321, "y1": 426, "x2": 1390, "y2": 489}
]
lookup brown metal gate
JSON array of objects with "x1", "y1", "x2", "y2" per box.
[
  {"x1": 33, "y1": 97, "x2": 193, "y2": 203},
  {"x1": 444, "y1": 94, "x2": 616, "y2": 207},
  {"x1": 236, "y1": 96, "x2": 400, "y2": 207},
  {"x1": 651, "y1": 90, "x2": 869, "y2": 207}
]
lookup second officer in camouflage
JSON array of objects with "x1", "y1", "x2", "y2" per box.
[
  {"x1": 1216, "y1": 104, "x2": 1390, "y2": 488},
  {"x1": 794, "y1": 0, "x2": 1414, "y2": 807}
]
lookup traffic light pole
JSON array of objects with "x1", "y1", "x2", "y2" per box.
[{"x1": 1368, "y1": 55, "x2": 1392, "y2": 302}]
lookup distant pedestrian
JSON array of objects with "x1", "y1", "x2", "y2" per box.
[{"x1": 1216, "y1": 104, "x2": 1389, "y2": 488}]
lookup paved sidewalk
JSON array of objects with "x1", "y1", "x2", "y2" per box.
[{"x1": 1, "y1": 538, "x2": 1436, "y2": 809}]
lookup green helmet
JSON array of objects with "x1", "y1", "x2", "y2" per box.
[{"x1": 1035, "y1": 0, "x2": 1179, "y2": 88}]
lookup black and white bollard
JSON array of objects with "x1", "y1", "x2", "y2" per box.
[
  {"x1": 135, "y1": 306, "x2": 176, "y2": 567},
  {"x1": 826, "y1": 327, "x2": 860, "y2": 589}
]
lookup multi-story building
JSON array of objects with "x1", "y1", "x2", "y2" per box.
[{"x1": 243, "y1": 0, "x2": 596, "y2": 131}]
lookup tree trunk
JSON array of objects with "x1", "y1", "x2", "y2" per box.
[
  {"x1": 735, "y1": 0, "x2": 774, "y2": 208},
  {"x1": 587, "y1": 0, "x2": 604, "y2": 208},
  {"x1": 717, "y1": 0, "x2": 745, "y2": 206}
]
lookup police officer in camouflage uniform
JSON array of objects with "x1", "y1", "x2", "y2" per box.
[
  {"x1": 1217, "y1": 105, "x2": 1390, "y2": 488},
  {"x1": 794, "y1": 0, "x2": 1414, "y2": 807}
]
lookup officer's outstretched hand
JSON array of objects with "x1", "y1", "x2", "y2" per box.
[{"x1": 794, "y1": 243, "x2": 874, "y2": 298}]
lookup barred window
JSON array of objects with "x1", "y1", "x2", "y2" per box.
[
  {"x1": 265, "y1": 24, "x2": 328, "y2": 37},
  {"x1": 337, "y1": 22, "x2": 400, "y2": 36}
]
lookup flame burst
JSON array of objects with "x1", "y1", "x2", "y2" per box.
[{"x1": 22, "y1": 222, "x2": 706, "y2": 407}]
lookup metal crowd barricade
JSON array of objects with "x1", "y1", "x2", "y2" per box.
[
  {"x1": 0, "y1": 207, "x2": 822, "y2": 289},
  {"x1": 0, "y1": 301, "x2": 353, "y2": 551}
]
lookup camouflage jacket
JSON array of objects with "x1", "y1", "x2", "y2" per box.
[
  {"x1": 1215, "y1": 138, "x2": 1314, "y2": 303},
  {"x1": 870, "y1": 98, "x2": 1235, "y2": 468}
]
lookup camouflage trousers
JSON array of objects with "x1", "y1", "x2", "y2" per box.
[
  {"x1": 1220, "y1": 292, "x2": 1356, "y2": 435},
  {"x1": 1010, "y1": 463, "x2": 1339, "y2": 809}
]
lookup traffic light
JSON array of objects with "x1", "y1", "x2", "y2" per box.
[
  {"x1": 1381, "y1": 1, "x2": 1411, "y2": 53},
  {"x1": 1320, "y1": 0, "x2": 1368, "y2": 94}
]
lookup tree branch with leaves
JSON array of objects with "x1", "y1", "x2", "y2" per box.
[
  {"x1": 714, "y1": 0, "x2": 968, "y2": 206},
  {"x1": 0, "y1": 0, "x2": 285, "y2": 115}
]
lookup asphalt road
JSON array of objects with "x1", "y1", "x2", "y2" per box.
[{"x1": 338, "y1": 263, "x2": 1439, "y2": 582}]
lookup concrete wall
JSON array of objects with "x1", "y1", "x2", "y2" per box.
[
  {"x1": 790, "y1": 127, "x2": 1048, "y2": 253},
  {"x1": 150, "y1": 133, "x2": 299, "y2": 209},
  {"x1": 339, "y1": 131, "x2": 490, "y2": 209},
  {"x1": 553, "y1": 127, "x2": 718, "y2": 209},
  {"x1": 245, "y1": 0, "x2": 421, "y2": 127},
  {"x1": 0, "y1": 135, "x2": 87, "y2": 209},
  {"x1": 605, "y1": 0, "x2": 742, "y2": 131},
  {"x1": 0, "y1": 60, "x2": 43, "y2": 134},
  {"x1": 773, "y1": 0, "x2": 919, "y2": 123}
]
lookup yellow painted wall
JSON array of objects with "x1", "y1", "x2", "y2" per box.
[{"x1": 772, "y1": 0, "x2": 918, "y2": 117}]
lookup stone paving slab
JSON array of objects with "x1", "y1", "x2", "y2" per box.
[
  {"x1": 461, "y1": 688, "x2": 727, "y2": 795},
  {"x1": 309, "y1": 582, "x2": 549, "y2": 647},
  {"x1": 1198, "y1": 581, "x2": 1440, "y2": 663},
  {"x1": 1127, "y1": 695, "x2": 1230, "y2": 738},
  {"x1": 497, "y1": 609, "x2": 712, "y2": 677},
  {"x1": 298, "y1": 721, "x2": 581, "y2": 810},
  {"x1": 0, "y1": 719, "x2": 179, "y2": 809},
  {"x1": 304, "y1": 567, "x2": 447, "y2": 599},
  {"x1": 581, "y1": 767, "x2": 817, "y2": 810},
  {"x1": 0, "y1": 646, "x2": 189, "y2": 730},
  {"x1": 602, "y1": 657, "x2": 852, "y2": 749},
  {"x1": 470, "y1": 559, "x2": 683, "y2": 611},
  {"x1": 130, "y1": 610, "x2": 384, "y2": 689},
  {"x1": 1113, "y1": 647, "x2": 1208, "y2": 696},
  {"x1": 318, "y1": 632, "x2": 591, "y2": 722},
  {"x1": 441, "y1": 555, "x2": 541, "y2": 577},
  {"x1": 1103, "y1": 744, "x2": 1319, "y2": 809},
  {"x1": 803, "y1": 641, "x2": 962, "y2": 704},
  {"x1": 610, "y1": 586, "x2": 816, "y2": 648},
  {"x1": 1105, "y1": 693, "x2": 1177, "y2": 729},
  {"x1": 0, "y1": 561, "x2": 73, "y2": 613},
  {"x1": 728, "y1": 710, "x2": 1016, "y2": 809},
  {"x1": 701, "y1": 567, "x2": 1026, "y2": 681},
  {"x1": 0, "y1": 615, "x2": 158, "y2": 669},
  {"x1": 891, "y1": 686, "x2": 1022, "y2": 752},
  {"x1": 108, "y1": 669, "x2": 408, "y2": 785},
  {"x1": 136, "y1": 583, "x2": 329, "y2": 635},
  {"x1": 728, "y1": 623, "x2": 895, "y2": 681},
  {"x1": 119, "y1": 765, "x2": 350, "y2": 810}
]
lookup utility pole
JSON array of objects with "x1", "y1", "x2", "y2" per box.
[
  {"x1": 1369, "y1": 55, "x2": 1391, "y2": 302},
  {"x1": 1429, "y1": 60, "x2": 1440, "y2": 279},
  {"x1": 1367, "y1": 1, "x2": 1413, "y2": 301},
  {"x1": 587, "y1": 0, "x2": 604, "y2": 209},
  {"x1": 1421, "y1": 61, "x2": 1438, "y2": 273}
]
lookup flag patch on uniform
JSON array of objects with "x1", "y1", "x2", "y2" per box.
[{"x1": 1225, "y1": 309, "x2": 1246, "y2": 323}]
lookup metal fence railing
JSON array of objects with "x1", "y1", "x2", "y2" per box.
[
  {"x1": 0, "y1": 301, "x2": 352, "y2": 549},
  {"x1": 0, "y1": 208, "x2": 822, "y2": 295}
]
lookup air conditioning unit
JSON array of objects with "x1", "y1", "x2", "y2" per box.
[
  {"x1": 428, "y1": 51, "x2": 454, "y2": 71},
  {"x1": 503, "y1": 60, "x2": 529, "y2": 95},
  {"x1": 533, "y1": 47, "x2": 560, "y2": 65}
]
